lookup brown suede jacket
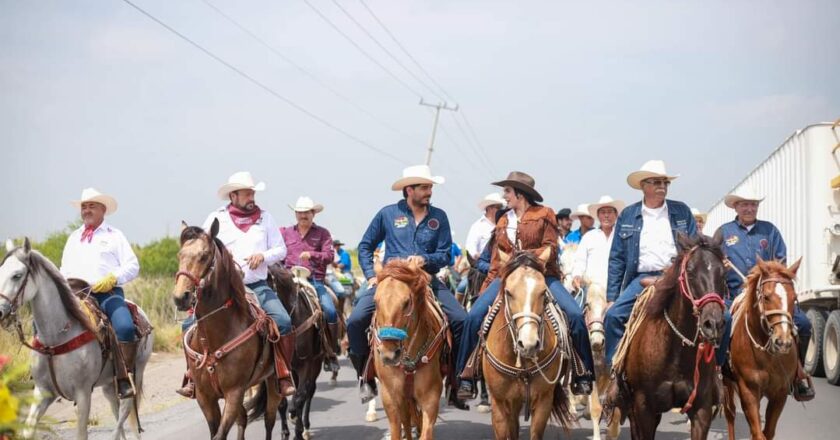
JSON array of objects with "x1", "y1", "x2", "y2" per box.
[{"x1": 481, "y1": 205, "x2": 561, "y2": 291}]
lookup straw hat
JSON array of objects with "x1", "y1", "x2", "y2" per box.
[
  {"x1": 588, "y1": 195, "x2": 625, "y2": 217},
  {"x1": 289, "y1": 196, "x2": 324, "y2": 213},
  {"x1": 478, "y1": 192, "x2": 505, "y2": 210},
  {"x1": 724, "y1": 187, "x2": 765, "y2": 209},
  {"x1": 217, "y1": 171, "x2": 266, "y2": 200},
  {"x1": 492, "y1": 171, "x2": 543, "y2": 202},
  {"x1": 690, "y1": 207, "x2": 708, "y2": 222},
  {"x1": 391, "y1": 165, "x2": 445, "y2": 191},
  {"x1": 570, "y1": 204, "x2": 592, "y2": 221},
  {"x1": 626, "y1": 160, "x2": 680, "y2": 190},
  {"x1": 71, "y1": 188, "x2": 118, "y2": 215}
]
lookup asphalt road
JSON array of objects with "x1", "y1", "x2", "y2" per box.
[{"x1": 57, "y1": 357, "x2": 840, "y2": 440}]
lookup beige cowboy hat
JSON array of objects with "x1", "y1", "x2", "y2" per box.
[
  {"x1": 588, "y1": 195, "x2": 626, "y2": 217},
  {"x1": 71, "y1": 188, "x2": 118, "y2": 215},
  {"x1": 217, "y1": 171, "x2": 266, "y2": 200},
  {"x1": 570, "y1": 204, "x2": 592, "y2": 221},
  {"x1": 289, "y1": 196, "x2": 324, "y2": 213},
  {"x1": 391, "y1": 165, "x2": 445, "y2": 191},
  {"x1": 724, "y1": 186, "x2": 765, "y2": 209},
  {"x1": 690, "y1": 207, "x2": 708, "y2": 222},
  {"x1": 492, "y1": 171, "x2": 543, "y2": 203},
  {"x1": 478, "y1": 192, "x2": 505, "y2": 211},
  {"x1": 626, "y1": 160, "x2": 680, "y2": 190}
]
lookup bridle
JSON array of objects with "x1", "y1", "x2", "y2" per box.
[
  {"x1": 174, "y1": 238, "x2": 229, "y2": 324},
  {"x1": 664, "y1": 245, "x2": 727, "y2": 347},
  {"x1": 745, "y1": 275, "x2": 797, "y2": 352},
  {"x1": 501, "y1": 283, "x2": 550, "y2": 358},
  {"x1": 0, "y1": 256, "x2": 31, "y2": 324}
]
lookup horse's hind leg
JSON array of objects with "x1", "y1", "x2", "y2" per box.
[
  {"x1": 235, "y1": 402, "x2": 247, "y2": 440},
  {"x1": 278, "y1": 397, "x2": 290, "y2": 439},
  {"x1": 762, "y1": 394, "x2": 787, "y2": 440},
  {"x1": 264, "y1": 378, "x2": 281, "y2": 440},
  {"x1": 723, "y1": 381, "x2": 737, "y2": 440},
  {"x1": 102, "y1": 382, "x2": 126, "y2": 440},
  {"x1": 589, "y1": 383, "x2": 603, "y2": 440},
  {"x1": 689, "y1": 406, "x2": 713, "y2": 440},
  {"x1": 21, "y1": 386, "x2": 56, "y2": 439}
]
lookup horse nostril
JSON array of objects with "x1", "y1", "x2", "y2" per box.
[{"x1": 393, "y1": 348, "x2": 402, "y2": 359}]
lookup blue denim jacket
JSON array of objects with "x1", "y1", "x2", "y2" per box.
[
  {"x1": 358, "y1": 199, "x2": 452, "y2": 279},
  {"x1": 717, "y1": 218, "x2": 786, "y2": 297},
  {"x1": 476, "y1": 240, "x2": 492, "y2": 274},
  {"x1": 606, "y1": 199, "x2": 697, "y2": 301}
]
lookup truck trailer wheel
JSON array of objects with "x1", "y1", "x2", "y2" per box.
[
  {"x1": 824, "y1": 310, "x2": 840, "y2": 386},
  {"x1": 805, "y1": 309, "x2": 827, "y2": 377}
]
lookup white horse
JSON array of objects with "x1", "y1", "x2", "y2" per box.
[{"x1": 0, "y1": 239, "x2": 153, "y2": 440}]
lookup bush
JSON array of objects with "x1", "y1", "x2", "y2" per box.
[{"x1": 134, "y1": 237, "x2": 179, "y2": 278}]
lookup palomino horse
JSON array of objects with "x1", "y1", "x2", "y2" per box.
[
  {"x1": 173, "y1": 221, "x2": 285, "y2": 440},
  {"x1": 372, "y1": 259, "x2": 450, "y2": 440},
  {"x1": 0, "y1": 239, "x2": 153, "y2": 440},
  {"x1": 723, "y1": 258, "x2": 802, "y2": 440},
  {"x1": 482, "y1": 249, "x2": 573, "y2": 440},
  {"x1": 614, "y1": 232, "x2": 727, "y2": 440}
]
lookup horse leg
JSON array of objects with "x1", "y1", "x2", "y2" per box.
[
  {"x1": 278, "y1": 397, "x2": 290, "y2": 439},
  {"x1": 490, "y1": 400, "x2": 511, "y2": 440},
  {"x1": 629, "y1": 397, "x2": 657, "y2": 440},
  {"x1": 418, "y1": 380, "x2": 442, "y2": 440},
  {"x1": 590, "y1": 382, "x2": 602, "y2": 440},
  {"x1": 477, "y1": 377, "x2": 491, "y2": 413},
  {"x1": 606, "y1": 407, "x2": 621, "y2": 440},
  {"x1": 723, "y1": 381, "x2": 737, "y2": 440},
  {"x1": 292, "y1": 378, "x2": 308, "y2": 440},
  {"x1": 74, "y1": 390, "x2": 93, "y2": 440},
  {"x1": 264, "y1": 377, "x2": 280, "y2": 440},
  {"x1": 365, "y1": 396, "x2": 378, "y2": 422},
  {"x1": 214, "y1": 388, "x2": 246, "y2": 440},
  {"x1": 380, "y1": 385, "x2": 402, "y2": 440},
  {"x1": 736, "y1": 380, "x2": 766, "y2": 440},
  {"x1": 302, "y1": 379, "x2": 316, "y2": 440},
  {"x1": 102, "y1": 382, "x2": 126, "y2": 440},
  {"x1": 688, "y1": 406, "x2": 713, "y2": 440},
  {"x1": 528, "y1": 389, "x2": 554, "y2": 440},
  {"x1": 196, "y1": 391, "x2": 221, "y2": 438},
  {"x1": 21, "y1": 386, "x2": 56, "y2": 439},
  {"x1": 762, "y1": 393, "x2": 787, "y2": 440},
  {"x1": 235, "y1": 402, "x2": 247, "y2": 440}
]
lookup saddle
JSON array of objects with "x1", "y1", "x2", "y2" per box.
[{"x1": 67, "y1": 278, "x2": 153, "y2": 347}]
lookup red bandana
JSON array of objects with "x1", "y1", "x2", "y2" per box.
[
  {"x1": 227, "y1": 204, "x2": 262, "y2": 232},
  {"x1": 80, "y1": 225, "x2": 97, "y2": 243}
]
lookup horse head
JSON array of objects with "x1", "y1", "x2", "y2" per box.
[
  {"x1": 498, "y1": 247, "x2": 553, "y2": 359},
  {"x1": 173, "y1": 219, "x2": 221, "y2": 312},
  {"x1": 373, "y1": 258, "x2": 430, "y2": 367},
  {"x1": 673, "y1": 230, "x2": 728, "y2": 344},
  {"x1": 749, "y1": 257, "x2": 801, "y2": 355},
  {"x1": 584, "y1": 280, "x2": 608, "y2": 351},
  {"x1": 0, "y1": 238, "x2": 34, "y2": 323}
]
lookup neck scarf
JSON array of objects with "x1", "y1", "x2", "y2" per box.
[
  {"x1": 227, "y1": 204, "x2": 262, "y2": 232},
  {"x1": 81, "y1": 224, "x2": 97, "y2": 243}
]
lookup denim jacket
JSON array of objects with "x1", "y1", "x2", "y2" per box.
[{"x1": 606, "y1": 199, "x2": 697, "y2": 301}]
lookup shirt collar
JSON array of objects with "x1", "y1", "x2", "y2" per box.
[
  {"x1": 735, "y1": 217, "x2": 757, "y2": 232},
  {"x1": 641, "y1": 200, "x2": 668, "y2": 218}
]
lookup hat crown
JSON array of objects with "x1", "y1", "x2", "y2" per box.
[
  {"x1": 79, "y1": 187, "x2": 104, "y2": 200},
  {"x1": 502, "y1": 171, "x2": 536, "y2": 188},
  {"x1": 294, "y1": 196, "x2": 316, "y2": 209},
  {"x1": 596, "y1": 195, "x2": 617, "y2": 204},
  {"x1": 402, "y1": 165, "x2": 434, "y2": 179},
  {"x1": 227, "y1": 171, "x2": 257, "y2": 186},
  {"x1": 639, "y1": 160, "x2": 669, "y2": 174}
]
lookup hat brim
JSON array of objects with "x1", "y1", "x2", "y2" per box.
[
  {"x1": 626, "y1": 171, "x2": 680, "y2": 190},
  {"x1": 588, "y1": 201, "x2": 625, "y2": 218},
  {"x1": 217, "y1": 181, "x2": 266, "y2": 200},
  {"x1": 724, "y1": 195, "x2": 764, "y2": 209},
  {"x1": 491, "y1": 180, "x2": 544, "y2": 203},
  {"x1": 391, "y1": 176, "x2": 445, "y2": 191},
  {"x1": 478, "y1": 199, "x2": 505, "y2": 210},
  {"x1": 71, "y1": 195, "x2": 118, "y2": 215},
  {"x1": 289, "y1": 204, "x2": 324, "y2": 214}
]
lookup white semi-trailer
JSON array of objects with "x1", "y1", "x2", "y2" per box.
[{"x1": 704, "y1": 120, "x2": 840, "y2": 386}]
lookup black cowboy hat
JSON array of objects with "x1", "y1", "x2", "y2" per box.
[
  {"x1": 555, "y1": 208, "x2": 572, "y2": 220},
  {"x1": 492, "y1": 171, "x2": 543, "y2": 203},
  {"x1": 332, "y1": 240, "x2": 345, "y2": 246}
]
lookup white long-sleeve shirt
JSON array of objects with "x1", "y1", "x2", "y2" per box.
[
  {"x1": 203, "y1": 206, "x2": 286, "y2": 284},
  {"x1": 464, "y1": 215, "x2": 496, "y2": 257},
  {"x1": 60, "y1": 223, "x2": 139, "y2": 286},
  {"x1": 638, "y1": 203, "x2": 677, "y2": 272},
  {"x1": 572, "y1": 228, "x2": 614, "y2": 286}
]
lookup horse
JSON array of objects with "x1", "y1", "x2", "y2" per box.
[
  {"x1": 482, "y1": 249, "x2": 573, "y2": 440},
  {"x1": 265, "y1": 263, "x2": 324, "y2": 440},
  {"x1": 723, "y1": 258, "x2": 802, "y2": 440},
  {"x1": 372, "y1": 258, "x2": 450, "y2": 440},
  {"x1": 0, "y1": 238, "x2": 153, "y2": 440},
  {"x1": 173, "y1": 220, "x2": 284, "y2": 440},
  {"x1": 613, "y1": 232, "x2": 727, "y2": 440}
]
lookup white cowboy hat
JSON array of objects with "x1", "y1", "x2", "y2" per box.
[
  {"x1": 724, "y1": 187, "x2": 765, "y2": 209},
  {"x1": 588, "y1": 195, "x2": 626, "y2": 217},
  {"x1": 391, "y1": 165, "x2": 445, "y2": 191},
  {"x1": 570, "y1": 204, "x2": 592, "y2": 221},
  {"x1": 626, "y1": 160, "x2": 680, "y2": 190},
  {"x1": 478, "y1": 192, "x2": 505, "y2": 211},
  {"x1": 289, "y1": 196, "x2": 324, "y2": 213},
  {"x1": 690, "y1": 207, "x2": 708, "y2": 222},
  {"x1": 71, "y1": 188, "x2": 118, "y2": 215},
  {"x1": 217, "y1": 171, "x2": 266, "y2": 200}
]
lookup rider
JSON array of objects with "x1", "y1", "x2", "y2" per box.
[
  {"x1": 603, "y1": 160, "x2": 697, "y2": 370},
  {"x1": 715, "y1": 187, "x2": 815, "y2": 400},
  {"x1": 691, "y1": 207, "x2": 708, "y2": 234},
  {"x1": 281, "y1": 196, "x2": 341, "y2": 373},
  {"x1": 571, "y1": 196, "x2": 625, "y2": 290},
  {"x1": 60, "y1": 188, "x2": 140, "y2": 399},
  {"x1": 347, "y1": 165, "x2": 468, "y2": 409},
  {"x1": 566, "y1": 204, "x2": 595, "y2": 244},
  {"x1": 325, "y1": 239, "x2": 352, "y2": 298},
  {"x1": 456, "y1": 171, "x2": 595, "y2": 399},
  {"x1": 465, "y1": 193, "x2": 505, "y2": 258},
  {"x1": 177, "y1": 171, "x2": 295, "y2": 398}
]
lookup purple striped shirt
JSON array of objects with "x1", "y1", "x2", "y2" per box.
[{"x1": 280, "y1": 224, "x2": 334, "y2": 280}]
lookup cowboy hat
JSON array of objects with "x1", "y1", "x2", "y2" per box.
[
  {"x1": 492, "y1": 171, "x2": 543, "y2": 203},
  {"x1": 570, "y1": 204, "x2": 592, "y2": 221},
  {"x1": 588, "y1": 195, "x2": 626, "y2": 217},
  {"x1": 289, "y1": 196, "x2": 324, "y2": 213},
  {"x1": 217, "y1": 171, "x2": 266, "y2": 200},
  {"x1": 71, "y1": 188, "x2": 118, "y2": 215},
  {"x1": 478, "y1": 192, "x2": 505, "y2": 211},
  {"x1": 724, "y1": 187, "x2": 765, "y2": 209},
  {"x1": 391, "y1": 165, "x2": 445, "y2": 191},
  {"x1": 332, "y1": 239, "x2": 345, "y2": 246},
  {"x1": 690, "y1": 207, "x2": 708, "y2": 222},
  {"x1": 626, "y1": 160, "x2": 680, "y2": 190},
  {"x1": 555, "y1": 208, "x2": 572, "y2": 219}
]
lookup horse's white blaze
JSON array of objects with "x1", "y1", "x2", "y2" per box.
[
  {"x1": 517, "y1": 273, "x2": 540, "y2": 350},
  {"x1": 775, "y1": 283, "x2": 789, "y2": 334}
]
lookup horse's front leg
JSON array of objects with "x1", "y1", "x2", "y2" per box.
[
  {"x1": 629, "y1": 394, "x2": 658, "y2": 440},
  {"x1": 379, "y1": 380, "x2": 403, "y2": 440},
  {"x1": 196, "y1": 390, "x2": 221, "y2": 438},
  {"x1": 21, "y1": 386, "x2": 56, "y2": 439},
  {"x1": 528, "y1": 388, "x2": 554, "y2": 440},
  {"x1": 235, "y1": 401, "x2": 247, "y2": 440},
  {"x1": 589, "y1": 381, "x2": 603, "y2": 440},
  {"x1": 263, "y1": 377, "x2": 280, "y2": 440},
  {"x1": 762, "y1": 392, "x2": 788, "y2": 440},
  {"x1": 417, "y1": 376, "x2": 442, "y2": 440},
  {"x1": 688, "y1": 405, "x2": 714, "y2": 440},
  {"x1": 215, "y1": 388, "x2": 246, "y2": 440},
  {"x1": 74, "y1": 389, "x2": 93, "y2": 440},
  {"x1": 723, "y1": 380, "x2": 738, "y2": 440},
  {"x1": 490, "y1": 399, "x2": 514, "y2": 440},
  {"x1": 736, "y1": 380, "x2": 766, "y2": 440}
]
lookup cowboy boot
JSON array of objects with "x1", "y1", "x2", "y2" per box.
[
  {"x1": 322, "y1": 323, "x2": 341, "y2": 373},
  {"x1": 277, "y1": 334, "x2": 297, "y2": 397},
  {"x1": 175, "y1": 348, "x2": 195, "y2": 399},
  {"x1": 793, "y1": 361, "x2": 815, "y2": 402},
  {"x1": 349, "y1": 353, "x2": 377, "y2": 404},
  {"x1": 116, "y1": 341, "x2": 138, "y2": 399}
]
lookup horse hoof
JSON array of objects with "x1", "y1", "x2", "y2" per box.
[
  {"x1": 302, "y1": 429, "x2": 311, "y2": 440},
  {"x1": 476, "y1": 403, "x2": 491, "y2": 414},
  {"x1": 365, "y1": 412, "x2": 377, "y2": 422},
  {"x1": 329, "y1": 378, "x2": 338, "y2": 386}
]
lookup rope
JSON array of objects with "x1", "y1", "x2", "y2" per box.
[{"x1": 611, "y1": 285, "x2": 656, "y2": 372}]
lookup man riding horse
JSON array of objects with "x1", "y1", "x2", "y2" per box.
[
  {"x1": 59, "y1": 188, "x2": 140, "y2": 400},
  {"x1": 347, "y1": 164, "x2": 469, "y2": 409},
  {"x1": 571, "y1": 196, "x2": 625, "y2": 291},
  {"x1": 177, "y1": 171, "x2": 296, "y2": 398},
  {"x1": 281, "y1": 196, "x2": 341, "y2": 373},
  {"x1": 715, "y1": 186, "x2": 815, "y2": 400}
]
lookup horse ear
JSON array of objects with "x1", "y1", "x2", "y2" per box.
[
  {"x1": 676, "y1": 231, "x2": 694, "y2": 251},
  {"x1": 711, "y1": 227, "x2": 724, "y2": 249},
  {"x1": 788, "y1": 257, "x2": 802, "y2": 276},
  {"x1": 536, "y1": 246, "x2": 552, "y2": 265},
  {"x1": 209, "y1": 218, "x2": 220, "y2": 240},
  {"x1": 374, "y1": 258, "x2": 383, "y2": 275},
  {"x1": 498, "y1": 250, "x2": 510, "y2": 265},
  {"x1": 23, "y1": 237, "x2": 31, "y2": 255},
  {"x1": 180, "y1": 220, "x2": 188, "y2": 232},
  {"x1": 5, "y1": 239, "x2": 14, "y2": 252}
]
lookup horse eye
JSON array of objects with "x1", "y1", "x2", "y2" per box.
[{"x1": 12, "y1": 273, "x2": 22, "y2": 281}]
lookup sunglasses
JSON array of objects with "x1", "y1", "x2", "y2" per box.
[{"x1": 642, "y1": 178, "x2": 671, "y2": 187}]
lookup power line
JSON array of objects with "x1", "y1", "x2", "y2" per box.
[
  {"x1": 119, "y1": 0, "x2": 407, "y2": 165},
  {"x1": 447, "y1": 111, "x2": 496, "y2": 175}
]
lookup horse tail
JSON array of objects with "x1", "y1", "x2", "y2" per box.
[
  {"x1": 550, "y1": 379, "x2": 574, "y2": 431},
  {"x1": 246, "y1": 382, "x2": 268, "y2": 423}
]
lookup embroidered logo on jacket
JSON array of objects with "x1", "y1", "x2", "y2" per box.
[
  {"x1": 759, "y1": 239, "x2": 769, "y2": 249},
  {"x1": 394, "y1": 216, "x2": 408, "y2": 228},
  {"x1": 427, "y1": 218, "x2": 440, "y2": 230},
  {"x1": 725, "y1": 235, "x2": 739, "y2": 247}
]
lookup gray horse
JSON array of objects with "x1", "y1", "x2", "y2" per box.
[{"x1": 0, "y1": 239, "x2": 153, "y2": 440}]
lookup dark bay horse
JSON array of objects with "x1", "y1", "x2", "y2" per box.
[
  {"x1": 618, "y1": 232, "x2": 728, "y2": 440},
  {"x1": 173, "y1": 220, "x2": 283, "y2": 440}
]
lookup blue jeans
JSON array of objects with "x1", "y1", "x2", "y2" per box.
[
  {"x1": 347, "y1": 277, "x2": 466, "y2": 366},
  {"x1": 181, "y1": 280, "x2": 293, "y2": 335},
  {"x1": 455, "y1": 276, "x2": 594, "y2": 381},
  {"x1": 325, "y1": 274, "x2": 347, "y2": 298},
  {"x1": 94, "y1": 287, "x2": 135, "y2": 342},
  {"x1": 312, "y1": 280, "x2": 338, "y2": 324},
  {"x1": 456, "y1": 277, "x2": 468, "y2": 294},
  {"x1": 717, "y1": 296, "x2": 811, "y2": 365},
  {"x1": 604, "y1": 272, "x2": 661, "y2": 369}
]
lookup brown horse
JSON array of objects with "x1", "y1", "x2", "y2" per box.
[
  {"x1": 723, "y1": 258, "x2": 802, "y2": 440},
  {"x1": 482, "y1": 249, "x2": 573, "y2": 440},
  {"x1": 372, "y1": 258, "x2": 450, "y2": 440},
  {"x1": 173, "y1": 220, "x2": 284, "y2": 440},
  {"x1": 617, "y1": 232, "x2": 727, "y2": 440}
]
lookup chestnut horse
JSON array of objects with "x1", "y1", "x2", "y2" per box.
[
  {"x1": 482, "y1": 249, "x2": 573, "y2": 440},
  {"x1": 372, "y1": 259, "x2": 450, "y2": 440},
  {"x1": 615, "y1": 232, "x2": 727, "y2": 440},
  {"x1": 723, "y1": 258, "x2": 802, "y2": 440},
  {"x1": 173, "y1": 221, "x2": 283, "y2": 440}
]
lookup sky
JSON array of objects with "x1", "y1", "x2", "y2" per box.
[{"x1": 1, "y1": 0, "x2": 838, "y2": 247}]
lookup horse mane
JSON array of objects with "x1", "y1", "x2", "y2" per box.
[
  {"x1": 179, "y1": 225, "x2": 248, "y2": 313},
  {"x1": 743, "y1": 260, "x2": 795, "y2": 309},
  {"x1": 377, "y1": 260, "x2": 431, "y2": 301},
  {"x1": 499, "y1": 251, "x2": 546, "y2": 291}
]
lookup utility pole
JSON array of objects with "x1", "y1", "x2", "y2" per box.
[{"x1": 419, "y1": 99, "x2": 458, "y2": 165}]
